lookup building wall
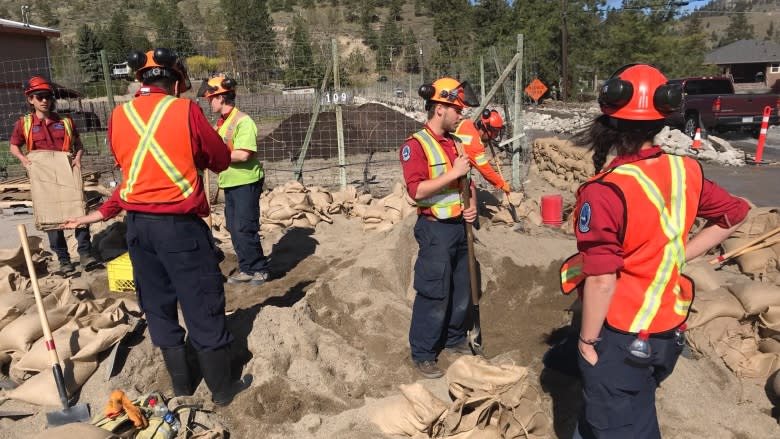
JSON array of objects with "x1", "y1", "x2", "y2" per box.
[{"x1": 0, "y1": 33, "x2": 51, "y2": 140}]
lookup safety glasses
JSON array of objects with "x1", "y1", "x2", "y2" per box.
[{"x1": 32, "y1": 94, "x2": 53, "y2": 101}]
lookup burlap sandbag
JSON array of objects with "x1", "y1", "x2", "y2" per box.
[
  {"x1": 732, "y1": 207, "x2": 780, "y2": 239},
  {"x1": 683, "y1": 262, "x2": 721, "y2": 292},
  {"x1": 369, "y1": 382, "x2": 448, "y2": 436},
  {"x1": 758, "y1": 306, "x2": 780, "y2": 340},
  {"x1": 712, "y1": 320, "x2": 760, "y2": 374},
  {"x1": 364, "y1": 205, "x2": 385, "y2": 221},
  {"x1": 728, "y1": 282, "x2": 780, "y2": 315},
  {"x1": 7, "y1": 357, "x2": 98, "y2": 406},
  {"x1": 686, "y1": 287, "x2": 745, "y2": 329},
  {"x1": 0, "y1": 302, "x2": 77, "y2": 353},
  {"x1": 758, "y1": 338, "x2": 780, "y2": 354},
  {"x1": 0, "y1": 289, "x2": 35, "y2": 327},
  {"x1": 722, "y1": 237, "x2": 777, "y2": 276},
  {"x1": 0, "y1": 236, "x2": 44, "y2": 272},
  {"x1": 31, "y1": 422, "x2": 119, "y2": 439},
  {"x1": 738, "y1": 352, "x2": 779, "y2": 379},
  {"x1": 265, "y1": 205, "x2": 299, "y2": 221},
  {"x1": 308, "y1": 190, "x2": 332, "y2": 211},
  {"x1": 686, "y1": 316, "x2": 741, "y2": 356}
]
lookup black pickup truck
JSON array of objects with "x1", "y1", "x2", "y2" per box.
[{"x1": 664, "y1": 77, "x2": 780, "y2": 137}]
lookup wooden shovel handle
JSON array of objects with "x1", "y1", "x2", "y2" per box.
[
  {"x1": 17, "y1": 224, "x2": 60, "y2": 367},
  {"x1": 453, "y1": 141, "x2": 480, "y2": 306},
  {"x1": 709, "y1": 225, "x2": 780, "y2": 265}
]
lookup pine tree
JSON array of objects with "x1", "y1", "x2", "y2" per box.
[
  {"x1": 720, "y1": 3, "x2": 754, "y2": 47},
  {"x1": 76, "y1": 24, "x2": 103, "y2": 82},
  {"x1": 376, "y1": 12, "x2": 401, "y2": 70},
  {"x1": 284, "y1": 15, "x2": 323, "y2": 87},
  {"x1": 100, "y1": 8, "x2": 133, "y2": 64},
  {"x1": 221, "y1": 0, "x2": 278, "y2": 82},
  {"x1": 34, "y1": 1, "x2": 59, "y2": 27},
  {"x1": 148, "y1": 0, "x2": 195, "y2": 57}
]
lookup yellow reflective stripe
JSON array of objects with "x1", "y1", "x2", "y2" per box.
[
  {"x1": 417, "y1": 190, "x2": 460, "y2": 207},
  {"x1": 23, "y1": 115, "x2": 32, "y2": 141},
  {"x1": 613, "y1": 156, "x2": 689, "y2": 332},
  {"x1": 561, "y1": 265, "x2": 582, "y2": 281},
  {"x1": 474, "y1": 152, "x2": 488, "y2": 166},
  {"x1": 672, "y1": 285, "x2": 691, "y2": 315},
  {"x1": 61, "y1": 117, "x2": 73, "y2": 137},
  {"x1": 121, "y1": 96, "x2": 194, "y2": 200},
  {"x1": 453, "y1": 132, "x2": 473, "y2": 146},
  {"x1": 414, "y1": 131, "x2": 448, "y2": 178}
]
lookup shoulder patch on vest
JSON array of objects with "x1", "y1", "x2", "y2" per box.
[
  {"x1": 578, "y1": 202, "x2": 591, "y2": 233},
  {"x1": 401, "y1": 144, "x2": 411, "y2": 161}
]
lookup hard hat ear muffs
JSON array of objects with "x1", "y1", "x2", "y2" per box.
[
  {"x1": 152, "y1": 48, "x2": 178, "y2": 68},
  {"x1": 222, "y1": 78, "x2": 236, "y2": 90},
  {"x1": 127, "y1": 51, "x2": 147, "y2": 70},
  {"x1": 653, "y1": 84, "x2": 682, "y2": 114},
  {"x1": 418, "y1": 84, "x2": 435, "y2": 100},
  {"x1": 481, "y1": 109, "x2": 492, "y2": 120},
  {"x1": 598, "y1": 78, "x2": 634, "y2": 108}
]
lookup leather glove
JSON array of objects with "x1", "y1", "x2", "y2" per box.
[
  {"x1": 104, "y1": 389, "x2": 124, "y2": 419},
  {"x1": 121, "y1": 392, "x2": 148, "y2": 429},
  {"x1": 500, "y1": 182, "x2": 511, "y2": 194}
]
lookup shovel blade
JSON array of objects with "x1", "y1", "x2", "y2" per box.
[
  {"x1": 45, "y1": 403, "x2": 90, "y2": 427},
  {"x1": 468, "y1": 305, "x2": 484, "y2": 356}
]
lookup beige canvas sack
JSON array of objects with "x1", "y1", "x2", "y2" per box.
[
  {"x1": 28, "y1": 150, "x2": 86, "y2": 231},
  {"x1": 722, "y1": 238, "x2": 777, "y2": 276},
  {"x1": 728, "y1": 282, "x2": 780, "y2": 315},
  {"x1": 369, "y1": 382, "x2": 448, "y2": 437},
  {"x1": 686, "y1": 287, "x2": 745, "y2": 329},
  {"x1": 7, "y1": 357, "x2": 98, "y2": 406},
  {"x1": 32, "y1": 422, "x2": 119, "y2": 439},
  {"x1": 683, "y1": 262, "x2": 721, "y2": 292}
]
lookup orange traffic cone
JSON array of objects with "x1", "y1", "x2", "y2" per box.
[{"x1": 691, "y1": 128, "x2": 702, "y2": 150}]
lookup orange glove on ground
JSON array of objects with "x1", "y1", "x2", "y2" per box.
[
  {"x1": 121, "y1": 392, "x2": 148, "y2": 429},
  {"x1": 104, "y1": 389, "x2": 124, "y2": 419}
]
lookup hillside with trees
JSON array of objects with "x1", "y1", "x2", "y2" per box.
[{"x1": 1, "y1": 0, "x2": 779, "y2": 99}]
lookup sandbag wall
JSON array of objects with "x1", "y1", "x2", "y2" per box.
[{"x1": 529, "y1": 137, "x2": 598, "y2": 194}]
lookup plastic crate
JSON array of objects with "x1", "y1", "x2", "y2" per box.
[{"x1": 107, "y1": 252, "x2": 135, "y2": 292}]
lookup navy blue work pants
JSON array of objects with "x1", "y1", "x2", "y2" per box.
[
  {"x1": 409, "y1": 216, "x2": 472, "y2": 362},
  {"x1": 47, "y1": 227, "x2": 91, "y2": 263},
  {"x1": 573, "y1": 326, "x2": 683, "y2": 439},
  {"x1": 223, "y1": 178, "x2": 269, "y2": 274},
  {"x1": 126, "y1": 212, "x2": 233, "y2": 351}
]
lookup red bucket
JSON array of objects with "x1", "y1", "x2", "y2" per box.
[{"x1": 541, "y1": 194, "x2": 563, "y2": 226}]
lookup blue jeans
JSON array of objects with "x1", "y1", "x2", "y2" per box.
[
  {"x1": 409, "y1": 216, "x2": 472, "y2": 362},
  {"x1": 47, "y1": 228, "x2": 91, "y2": 263},
  {"x1": 223, "y1": 178, "x2": 269, "y2": 274}
]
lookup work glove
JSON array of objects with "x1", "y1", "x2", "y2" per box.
[
  {"x1": 500, "y1": 182, "x2": 511, "y2": 195},
  {"x1": 121, "y1": 391, "x2": 148, "y2": 429}
]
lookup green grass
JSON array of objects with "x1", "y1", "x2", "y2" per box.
[{"x1": 80, "y1": 131, "x2": 109, "y2": 156}]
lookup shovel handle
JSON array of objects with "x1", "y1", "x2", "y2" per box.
[
  {"x1": 709, "y1": 225, "x2": 780, "y2": 265},
  {"x1": 453, "y1": 141, "x2": 480, "y2": 306}
]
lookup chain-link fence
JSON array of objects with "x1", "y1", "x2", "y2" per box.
[{"x1": 1, "y1": 38, "x2": 538, "y2": 196}]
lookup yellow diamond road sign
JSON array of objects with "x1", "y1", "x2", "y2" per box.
[{"x1": 525, "y1": 79, "x2": 548, "y2": 102}]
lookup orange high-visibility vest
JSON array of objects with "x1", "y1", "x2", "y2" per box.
[
  {"x1": 410, "y1": 128, "x2": 463, "y2": 219},
  {"x1": 453, "y1": 119, "x2": 506, "y2": 190},
  {"x1": 20, "y1": 114, "x2": 73, "y2": 152},
  {"x1": 110, "y1": 94, "x2": 199, "y2": 204},
  {"x1": 560, "y1": 153, "x2": 703, "y2": 334},
  {"x1": 217, "y1": 108, "x2": 249, "y2": 151}
]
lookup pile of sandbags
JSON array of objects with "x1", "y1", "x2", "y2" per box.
[
  {"x1": 719, "y1": 207, "x2": 780, "y2": 279},
  {"x1": 530, "y1": 137, "x2": 598, "y2": 193}
]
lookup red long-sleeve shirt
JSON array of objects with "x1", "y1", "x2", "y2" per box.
[
  {"x1": 575, "y1": 146, "x2": 750, "y2": 275},
  {"x1": 10, "y1": 112, "x2": 83, "y2": 152},
  {"x1": 98, "y1": 86, "x2": 230, "y2": 219}
]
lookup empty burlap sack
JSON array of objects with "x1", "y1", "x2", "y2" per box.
[
  {"x1": 686, "y1": 287, "x2": 745, "y2": 329},
  {"x1": 364, "y1": 204, "x2": 385, "y2": 222},
  {"x1": 728, "y1": 282, "x2": 780, "y2": 315},
  {"x1": 711, "y1": 320, "x2": 761, "y2": 375},
  {"x1": 28, "y1": 150, "x2": 86, "y2": 230},
  {"x1": 758, "y1": 306, "x2": 780, "y2": 340},
  {"x1": 722, "y1": 237, "x2": 777, "y2": 276},
  {"x1": 732, "y1": 207, "x2": 780, "y2": 239},
  {"x1": 683, "y1": 262, "x2": 721, "y2": 292},
  {"x1": 7, "y1": 357, "x2": 98, "y2": 406},
  {"x1": 308, "y1": 190, "x2": 333, "y2": 211},
  {"x1": 369, "y1": 382, "x2": 448, "y2": 437},
  {"x1": 32, "y1": 422, "x2": 119, "y2": 439}
]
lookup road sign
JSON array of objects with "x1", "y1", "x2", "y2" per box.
[{"x1": 525, "y1": 79, "x2": 548, "y2": 102}]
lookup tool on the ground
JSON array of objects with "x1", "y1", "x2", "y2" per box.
[
  {"x1": 16, "y1": 224, "x2": 91, "y2": 427},
  {"x1": 204, "y1": 171, "x2": 213, "y2": 228},
  {"x1": 105, "y1": 318, "x2": 146, "y2": 381},
  {"x1": 486, "y1": 140, "x2": 518, "y2": 223},
  {"x1": 716, "y1": 236, "x2": 780, "y2": 266},
  {"x1": 709, "y1": 226, "x2": 780, "y2": 265},
  {"x1": 454, "y1": 142, "x2": 484, "y2": 356}
]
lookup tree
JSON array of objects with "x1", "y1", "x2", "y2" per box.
[
  {"x1": 284, "y1": 15, "x2": 323, "y2": 87},
  {"x1": 34, "y1": 1, "x2": 59, "y2": 27},
  {"x1": 221, "y1": 0, "x2": 277, "y2": 82},
  {"x1": 376, "y1": 11, "x2": 402, "y2": 70},
  {"x1": 147, "y1": 0, "x2": 195, "y2": 57},
  {"x1": 100, "y1": 8, "x2": 133, "y2": 64},
  {"x1": 430, "y1": 0, "x2": 473, "y2": 75},
  {"x1": 76, "y1": 24, "x2": 103, "y2": 82},
  {"x1": 719, "y1": 3, "x2": 754, "y2": 47}
]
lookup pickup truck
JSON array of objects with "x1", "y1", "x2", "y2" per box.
[{"x1": 664, "y1": 77, "x2": 780, "y2": 137}]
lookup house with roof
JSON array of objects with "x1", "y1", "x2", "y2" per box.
[
  {"x1": 704, "y1": 39, "x2": 780, "y2": 93},
  {"x1": 0, "y1": 17, "x2": 60, "y2": 140}
]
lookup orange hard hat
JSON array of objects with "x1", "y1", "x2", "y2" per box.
[
  {"x1": 23, "y1": 76, "x2": 54, "y2": 96},
  {"x1": 197, "y1": 76, "x2": 237, "y2": 99},
  {"x1": 598, "y1": 63, "x2": 681, "y2": 121},
  {"x1": 126, "y1": 48, "x2": 190, "y2": 92},
  {"x1": 418, "y1": 77, "x2": 479, "y2": 109}
]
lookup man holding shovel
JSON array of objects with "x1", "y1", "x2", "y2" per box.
[{"x1": 400, "y1": 77, "x2": 480, "y2": 379}]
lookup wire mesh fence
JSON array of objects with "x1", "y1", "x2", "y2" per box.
[{"x1": 1, "y1": 39, "x2": 537, "y2": 196}]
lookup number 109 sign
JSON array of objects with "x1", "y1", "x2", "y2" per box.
[{"x1": 321, "y1": 91, "x2": 353, "y2": 105}]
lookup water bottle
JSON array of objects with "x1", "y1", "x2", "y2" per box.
[
  {"x1": 629, "y1": 330, "x2": 652, "y2": 360},
  {"x1": 163, "y1": 410, "x2": 181, "y2": 435},
  {"x1": 674, "y1": 323, "x2": 688, "y2": 347},
  {"x1": 150, "y1": 399, "x2": 180, "y2": 436}
]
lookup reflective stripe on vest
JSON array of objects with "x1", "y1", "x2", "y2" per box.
[
  {"x1": 412, "y1": 129, "x2": 462, "y2": 219},
  {"x1": 119, "y1": 96, "x2": 195, "y2": 201},
  {"x1": 217, "y1": 108, "x2": 249, "y2": 151},
  {"x1": 560, "y1": 252, "x2": 585, "y2": 294},
  {"x1": 21, "y1": 114, "x2": 72, "y2": 152}
]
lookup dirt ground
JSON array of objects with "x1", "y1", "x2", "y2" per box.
[{"x1": 2, "y1": 107, "x2": 780, "y2": 438}]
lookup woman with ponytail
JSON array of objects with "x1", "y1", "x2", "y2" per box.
[{"x1": 562, "y1": 64, "x2": 749, "y2": 439}]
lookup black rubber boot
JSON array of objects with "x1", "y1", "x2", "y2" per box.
[
  {"x1": 161, "y1": 345, "x2": 194, "y2": 397},
  {"x1": 197, "y1": 347, "x2": 250, "y2": 407}
]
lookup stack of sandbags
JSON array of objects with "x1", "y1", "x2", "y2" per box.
[
  {"x1": 720, "y1": 207, "x2": 780, "y2": 278},
  {"x1": 350, "y1": 182, "x2": 417, "y2": 232},
  {"x1": 260, "y1": 181, "x2": 334, "y2": 233},
  {"x1": 530, "y1": 137, "x2": 599, "y2": 193}
]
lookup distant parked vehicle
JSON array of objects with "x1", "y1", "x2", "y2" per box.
[
  {"x1": 110, "y1": 62, "x2": 131, "y2": 80},
  {"x1": 665, "y1": 76, "x2": 780, "y2": 137},
  {"x1": 393, "y1": 88, "x2": 405, "y2": 98}
]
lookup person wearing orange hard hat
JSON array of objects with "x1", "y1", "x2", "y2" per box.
[
  {"x1": 453, "y1": 109, "x2": 510, "y2": 194},
  {"x1": 8, "y1": 75, "x2": 99, "y2": 274},
  {"x1": 63, "y1": 48, "x2": 248, "y2": 407},
  {"x1": 197, "y1": 76, "x2": 269, "y2": 286},
  {"x1": 558, "y1": 64, "x2": 749, "y2": 438},
  {"x1": 400, "y1": 76, "x2": 480, "y2": 378}
]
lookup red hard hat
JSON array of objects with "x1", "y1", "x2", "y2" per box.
[
  {"x1": 598, "y1": 64, "x2": 681, "y2": 121},
  {"x1": 23, "y1": 76, "x2": 54, "y2": 96},
  {"x1": 480, "y1": 109, "x2": 504, "y2": 130}
]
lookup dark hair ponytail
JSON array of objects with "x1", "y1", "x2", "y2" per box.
[{"x1": 572, "y1": 115, "x2": 664, "y2": 174}]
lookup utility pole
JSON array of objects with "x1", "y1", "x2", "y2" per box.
[{"x1": 560, "y1": 0, "x2": 568, "y2": 103}]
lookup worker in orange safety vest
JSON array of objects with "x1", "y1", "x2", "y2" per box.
[{"x1": 452, "y1": 109, "x2": 510, "y2": 194}]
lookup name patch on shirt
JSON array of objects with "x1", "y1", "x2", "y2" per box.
[
  {"x1": 401, "y1": 144, "x2": 411, "y2": 161},
  {"x1": 53, "y1": 123, "x2": 64, "y2": 130},
  {"x1": 578, "y1": 202, "x2": 591, "y2": 233},
  {"x1": 31, "y1": 126, "x2": 41, "y2": 133}
]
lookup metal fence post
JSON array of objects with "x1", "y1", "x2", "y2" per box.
[
  {"x1": 100, "y1": 50, "x2": 115, "y2": 110},
  {"x1": 512, "y1": 34, "x2": 524, "y2": 190},
  {"x1": 332, "y1": 39, "x2": 346, "y2": 190}
]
